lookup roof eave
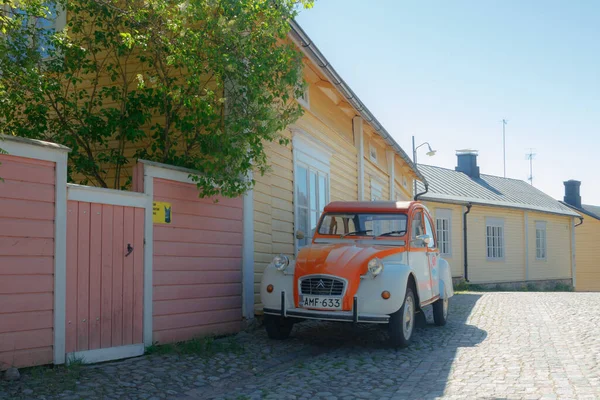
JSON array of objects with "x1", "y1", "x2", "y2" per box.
[
  {"x1": 560, "y1": 201, "x2": 600, "y2": 221},
  {"x1": 288, "y1": 19, "x2": 427, "y2": 185},
  {"x1": 421, "y1": 195, "x2": 580, "y2": 218}
]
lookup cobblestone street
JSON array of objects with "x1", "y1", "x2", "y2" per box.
[{"x1": 2, "y1": 292, "x2": 600, "y2": 400}]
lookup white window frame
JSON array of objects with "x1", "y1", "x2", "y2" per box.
[
  {"x1": 485, "y1": 217, "x2": 505, "y2": 261},
  {"x1": 369, "y1": 144, "x2": 378, "y2": 164},
  {"x1": 11, "y1": 2, "x2": 67, "y2": 57},
  {"x1": 291, "y1": 128, "x2": 332, "y2": 254},
  {"x1": 435, "y1": 209, "x2": 452, "y2": 256},
  {"x1": 297, "y1": 86, "x2": 310, "y2": 110},
  {"x1": 535, "y1": 221, "x2": 547, "y2": 260}
]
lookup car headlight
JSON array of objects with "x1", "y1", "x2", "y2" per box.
[
  {"x1": 273, "y1": 254, "x2": 290, "y2": 271},
  {"x1": 367, "y1": 257, "x2": 384, "y2": 277}
]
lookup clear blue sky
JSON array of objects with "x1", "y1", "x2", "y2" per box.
[{"x1": 296, "y1": 0, "x2": 600, "y2": 205}]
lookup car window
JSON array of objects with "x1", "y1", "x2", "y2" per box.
[
  {"x1": 411, "y1": 211, "x2": 424, "y2": 240},
  {"x1": 318, "y1": 214, "x2": 356, "y2": 235},
  {"x1": 423, "y1": 215, "x2": 436, "y2": 249}
]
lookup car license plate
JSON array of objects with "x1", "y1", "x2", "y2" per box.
[{"x1": 300, "y1": 296, "x2": 342, "y2": 310}]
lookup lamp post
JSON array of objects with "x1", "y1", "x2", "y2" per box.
[{"x1": 412, "y1": 135, "x2": 437, "y2": 196}]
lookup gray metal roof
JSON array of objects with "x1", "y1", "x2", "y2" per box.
[
  {"x1": 416, "y1": 164, "x2": 579, "y2": 217},
  {"x1": 561, "y1": 202, "x2": 600, "y2": 221},
  {"x1": 582, "y1": 204, "x2": 600, "y2": 219}
]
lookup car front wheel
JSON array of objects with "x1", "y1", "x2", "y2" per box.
[
  {"x1": 433, "y1": 292, "x2": 449, "y2": 326},
  {"x1": 389, "y1": 286, "x2": 416, "y2": 347},
  {"x1": 264, "y1": 314, "x2": 294, "y2": 340}
]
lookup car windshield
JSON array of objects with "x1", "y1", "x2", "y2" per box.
[{"x1": 317, "y1": 212, "x2": 408, "y2": 238}]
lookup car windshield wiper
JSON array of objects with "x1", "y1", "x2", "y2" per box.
[
  {"x1": 376, "y1": 230, "x2": 406, "y2": 238},
  {"x1": 340, "y1": 229, "x2": 373, "y2": 238}
]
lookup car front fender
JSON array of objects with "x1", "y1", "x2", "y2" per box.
[{"x1": 356, "y1": 263, "x2": 414, "y2": 315}]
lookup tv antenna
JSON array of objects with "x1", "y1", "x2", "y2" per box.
[{"x1": 526, "y1": 148, "x2": 536, "y2": 186}]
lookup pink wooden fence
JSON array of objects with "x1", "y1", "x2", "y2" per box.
[
  {"x1": 65, "y1": 201, "x2": 144, "y2": 354},
  {"x1": 151, "y1": 177, "x2": 243, "y2": 344},
  {"x1": 0, "y1": 154, "x2": 56, "y2": 369},
  {"x1": 0, "y1": 138, "x2": 246, "y2": 369}
]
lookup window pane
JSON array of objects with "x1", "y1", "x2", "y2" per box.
[
  {"x1": 297, "y1": 207, "x2": 308, "y2": 247},
  {"x1": 310, "y1": 171, "x2": 317, "y2": 211},
  {"x1": 318, "y1": 175, "x2": 326, "y2": 212},
  {"x1": 296, "y1": 166, "x2": 308, "y2": 207}
]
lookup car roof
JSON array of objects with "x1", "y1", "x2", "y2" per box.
[{"x1": 323, "y1": 201, "x2": 417, "y2": 213}]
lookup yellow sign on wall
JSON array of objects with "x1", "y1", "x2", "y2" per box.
[{"x1": 153, "y1": 201, "x2": 172, "y2": 224}]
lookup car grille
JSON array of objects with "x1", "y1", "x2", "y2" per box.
[{"x1": 300, "y1": 277, "x2": 345, "y2": 296}]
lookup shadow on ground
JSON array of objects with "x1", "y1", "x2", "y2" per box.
[{"x1": 0, "y1": 294, "x2": 486, "y2": 400}]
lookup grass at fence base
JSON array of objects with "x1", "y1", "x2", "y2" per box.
[{"x1": 145, "y1": 336, "x2": 245, "y2": 357}]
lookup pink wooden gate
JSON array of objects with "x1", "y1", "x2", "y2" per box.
[{"x1": 65, "y1": 200, "x2": 145, "y2": 360}]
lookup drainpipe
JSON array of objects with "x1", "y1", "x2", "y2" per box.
[
  {"x1": 463, "y1": 203, "x2": 472, "y2": 282},
  {"x1": 414, "y1": 182, "x2": 429, "y2": 201},
  {"x1": 575, "y1": 216, "x2": 584, "y2": 227}
]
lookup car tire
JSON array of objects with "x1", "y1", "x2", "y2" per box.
[
  {"x1": 264, "y1": 314, "x2": 294, "y2": 340},
  {"x1": 389, "y1": 286, "x2": 416, "y2": 347},
  {"x1": 433, "y1": 293, "x2": 449, "y2": 326}
]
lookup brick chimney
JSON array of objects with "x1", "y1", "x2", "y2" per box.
[
  {"x1": 563, "y1": 180, "x2": 582, "y2": 209},
  {"x1": 455, "y1": 150, "x2": 480, "y2": 179}
]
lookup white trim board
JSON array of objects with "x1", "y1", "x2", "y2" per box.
[
  {"x1": 67, "y1": 184, "x2": 147, "y2": 208},
  {"x1": 0, "y1": 135, "x2": 70, "y2": 162},
  {"x1": 142, "y1": 170, "x2": 154, "y2": 346},
  {"x1": 242, "y1": 171, "x2": 255, "y2": 320},
  {"x1": 353, "y1": 117, "x2": 365, "y2": 201},
  {"x1": 67, "y1": 344, "x2": 144, "y2": 365},
  {"x1": 53, "y1": 153, "x2": 68, "y2": 365},
  {"x1": 138, "y1": 159, "x2": 199, "y2": 185}
]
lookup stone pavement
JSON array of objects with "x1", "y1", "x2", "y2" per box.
[{"x1": 2, "y1": 292, "x2": 600, "y2": 399}]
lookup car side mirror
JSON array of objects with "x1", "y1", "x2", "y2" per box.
[
  {"x1": 415, "y1": 234, "x2": 432, "y2": 246},
  {"x1": 295, "y1": 230, "x2": 305, "y2": 240}
]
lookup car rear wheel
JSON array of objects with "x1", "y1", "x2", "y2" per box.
[
  {"x1": 264, "y1": 314, "x2": 294, "y2": 340},
  {"x1": 389, "y1": 286, "x2": 416, "y2": 347},
  {"x1": 433, "y1": 292, "x2": 449, "y2": 326}
]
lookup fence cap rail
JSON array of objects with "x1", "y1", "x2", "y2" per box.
[{"x1": 0, "y1": 134, "x2": 71, "y2": 153}]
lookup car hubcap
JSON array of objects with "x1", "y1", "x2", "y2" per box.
[
  {"x1": 403, "y1": 295, "x2": 414, "y2": 339},
  {"x1": 443, "y1": 297, "x2": 449, "y2": 319}
]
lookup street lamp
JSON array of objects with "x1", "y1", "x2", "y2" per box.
[{"x1": 412, "y1": 135, "x2": 437, "y2": 196}]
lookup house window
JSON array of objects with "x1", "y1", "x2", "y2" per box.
[
  {"x1": 297, "y1": 86, "x2": 310, "y2": 109},
  {"x1": 536, "y1": 221, "x2": 547, "y2": 260},
  {"x1": 13, "y1": 2, "x2": 66, "y2": 58},
  {"x1": 369, "y1": 144, "x2": 378, "y2": 163},
  {"x1": 486, "y1": 218, "x2": 505, "y2": 260},
  {"x1": 292, "y1": 129, "x2": 332, "y2": 252},
  {"x1": 435, "y1": 209, "x2": 452, "y2": 256}
]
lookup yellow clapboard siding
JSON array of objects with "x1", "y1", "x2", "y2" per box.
[
  {"x1": 466, "y1": 206, "x2": 525, "y2": 283},
  {"x1": 575, "y1": 214, "x2": 600, "y2": 291},
  {"x1": 527, "y1": 211, "x2": 572, "y2": 280}
]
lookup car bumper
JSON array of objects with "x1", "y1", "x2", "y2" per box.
[{"x1": 263, "y1": 293, "x2": 389, "y2": 324}]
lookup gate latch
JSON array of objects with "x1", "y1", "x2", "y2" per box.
[{"x1": 126, "y1": 243, "x2": 133, "y2": 257}]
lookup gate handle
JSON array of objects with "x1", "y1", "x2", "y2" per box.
[{"x1": 126, "y1": 243, "x2": 133, "y2": 257}]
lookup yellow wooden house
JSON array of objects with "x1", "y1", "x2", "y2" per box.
[
  {"x1": 24, "y1": 6, "x2": 425, "y2": 314},
  {"x1": 250, "y1": 21, "x2": 424, "y2": 310},
  {"x1": 416, "y1": 150, "x2": 580, "y2": 288},
  {"x1": 561, "y1": 180, "x2": 600, "y2": 292}
]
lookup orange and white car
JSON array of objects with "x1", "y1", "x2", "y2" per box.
[{"x1": 260, "y1": 201, "x2": 454, "y2": 347}]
